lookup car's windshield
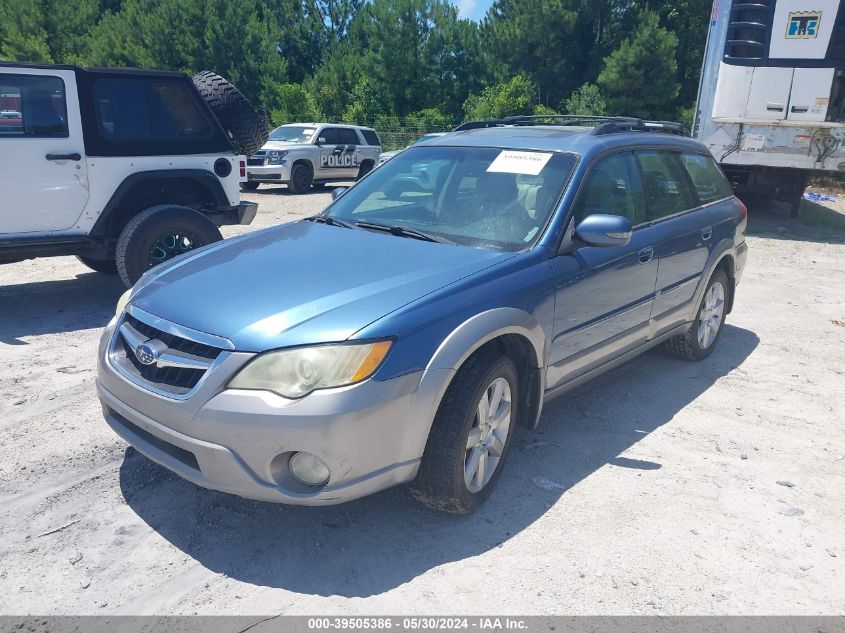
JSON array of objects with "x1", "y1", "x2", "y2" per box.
[
  {"x1": 325, "y1": 146, "x2": 576, "y2": 251},
  {"x1": 268, "y1": 125, "x2": 317, "y2": 143}
]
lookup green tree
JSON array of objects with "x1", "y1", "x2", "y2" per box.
[
  {"x1": 270, "y1": 83, "x2": 322, "y2": 124},
  {"x1": 0, "y1": 0, "x2": 52, "y2": 62},
  {"x1": 563, "y1": 83, "x2": 607, "y2": 116},
  {"x1": 343, "y1": 76, "x2": 387, "y2": 123},
  {"x1": 597, "y1": 9, "x2": 679, "y2": 119},
  {"x1": 481, "y1": 0, "x2": 628, "y2": 108},
  {"x1": 463, "y1": 73, "x2": 546, "y2": 120}
]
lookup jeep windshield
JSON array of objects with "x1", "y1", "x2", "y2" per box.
[
  {"x1": 268, "y1": 125, "x2": 317, "y2": 143},
  {"x1": 325, "y1": 146, "x2": 576, "y2": 252}
]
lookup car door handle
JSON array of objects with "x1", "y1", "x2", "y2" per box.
[
  {"x1": 45, "y1": 153, "x2": 81, "y2": 161},
  {"x1": 766, "y1": 103, "x2": 784, "y2": 112},
  {"x1": 701, "y1": 226, "x2": 713, "y2": 241},
  {"x1": 791, "y1": 105, "x2": 809, "y2": 113},
  {"x1": 638, "y1": 247, "x2": 654, "y2": 264}
]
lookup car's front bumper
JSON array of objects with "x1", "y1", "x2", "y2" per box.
[
  {"x1": 96, "y1": 314, "x2": 447, "y2": 505},
  {"x1": 246, "y1": 164, "x2": 290, "y2": 183}
]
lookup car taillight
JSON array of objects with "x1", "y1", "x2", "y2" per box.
[
  {"x1": 738, "y1": 198, "x2": 748, "y2": 222},
  {"x1": 239, "y1": 160, "x2": 246, "y2": 178}
]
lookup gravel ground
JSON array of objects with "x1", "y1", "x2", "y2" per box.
[{"x1": 0, "y1": 185, "x2": 843, "y2": 615}]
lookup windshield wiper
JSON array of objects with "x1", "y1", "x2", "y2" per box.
[
  {"x1": 305, "y1": 215, "x2": 357, "y2": 229},
  {"x1": 354, "y1": 221, "x2": 451, "y2": 244}
]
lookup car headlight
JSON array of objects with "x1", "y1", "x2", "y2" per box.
[
  {"x1": 228, "y1": 340, "x2": 392, "y2": 399},
  {"x1": 266, "y1": 150, "x2": 288, "y2": 165},
  {"x1": 115, "y1": 289, "x2": 132, "y2": 318}
]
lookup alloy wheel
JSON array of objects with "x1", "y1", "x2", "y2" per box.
[
  {"x1": 464, "y1": 377, "x2": 512, "y2": 493},
  {"x1": 697, "y1": 281, "x2": 725, "y2": 349}
]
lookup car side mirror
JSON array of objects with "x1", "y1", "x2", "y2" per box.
[
  {"x1": 317, "y1": 137, "x2": 327, "y2": 145},
  {"x1": 574, "y1": 214, "x2": 633, "y2": 247},
  {"x1": 331, "y1": 187, "x2": 348, "y2": 200}
]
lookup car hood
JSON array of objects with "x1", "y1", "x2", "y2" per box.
[
  {"x1": 259, "y1": 141, "x2": 310, "y2": 152},
  {"x1": 130, "y1": 222, "x2": 513, "y2": 352}
]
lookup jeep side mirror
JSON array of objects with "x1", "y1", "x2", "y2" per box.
[
  {"x1": 331, "y1": 187, "x2": 348, "y2": 200},
  {"x1": 574, "y1": 214, "x2": 633, "y2": 247}
]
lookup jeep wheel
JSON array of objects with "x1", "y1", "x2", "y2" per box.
[
  {"x1": 240, "y1": 181, "x2": 260, "y2": 191},
  {"x1": 76, "y1": 255, "x2": 118, "y2": 275},
  {"x1": 410, "y1": 349, "x2": 518, "y2": 514},
  {"x1": 116, "y1": 205, "x2": 222, "y2": 288},
  {"x1": 192, "y1": 71, "x2": 268, "y2": 156},
  {"x1": 288, "y1": 163, "x2": 313, "y2": 195},
  {"x1": 664, "y1": 268, "x2": 729, "y2": 361}
]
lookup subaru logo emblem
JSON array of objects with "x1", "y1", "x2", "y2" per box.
[{"x1": 134, "y1": 340, "x2": 164, "y2": 366}]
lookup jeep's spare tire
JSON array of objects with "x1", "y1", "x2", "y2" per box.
[{"x1": 193, "y1": 70, "x2": 268, "y2": 156}]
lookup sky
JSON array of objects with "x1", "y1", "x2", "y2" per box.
[{"x1": 450, "y1": 0, "x2": 494, "y2": 21}]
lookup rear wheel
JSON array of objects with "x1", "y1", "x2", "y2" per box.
[
  {"x1": 116, "y1": 205, "x2": 222, "y2": 287},
  {"x1": 410, "y1": 349, "x2": 518, "y2": 514},
  {"x1": 357, "y1": 161, "x2": 374, "y2": 181},
  {"x1": 76, "y1": 254, "x2": 118, "y2": 275},
  {"x1": 288, "y1": 163, "x2": 313, "y2": 194},
  {"x1": 664, "y1": 268, "x2": 729, "y2": 361},
  {"x1": 240, "y1": 181, "x2": 260, "y2": 191}
]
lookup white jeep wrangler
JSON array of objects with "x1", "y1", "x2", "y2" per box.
[
  {"x1": 0, "y1": 63, "x2": 269, "y2": 287},
  {"x1": 243, "y1": 123, "x2": 381, "y2": 194}
]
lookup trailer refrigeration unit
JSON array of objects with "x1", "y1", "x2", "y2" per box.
[{"x1": 695, "y1": 0, "x2": 845, "y2": 215}]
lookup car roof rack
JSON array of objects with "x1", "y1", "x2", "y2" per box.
[{"x1": 453, "y1": 115, "x2": 690, "y2": 136}]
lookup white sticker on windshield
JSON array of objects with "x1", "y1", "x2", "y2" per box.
[{"x1": 486, "y1": 150, "x2": 553, "y2": 175}]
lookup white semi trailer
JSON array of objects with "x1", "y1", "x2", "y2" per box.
[{"x1": 695, "y1": 0, "x2": 845, "y2": 215}]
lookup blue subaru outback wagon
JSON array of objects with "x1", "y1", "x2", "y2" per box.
[{"x1": 97, "y1": 116, "x2": 748, "y2": 514}]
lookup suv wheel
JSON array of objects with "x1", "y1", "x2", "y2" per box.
[
  {"x1": 240, "y1": 182, "x2": 260, "y2": 191},
  {"x1": 410, "y1": 349, "x2": 518, "y2": 514},
  {"x1": 115, "y1": 205, "x2": 222, "y2": 288},
  {"x1": 288, "y1": 163, "x2": 313, "y2": 195},
  {"x1": 76, "y1": 254, "x2": 118, "y2": 275},
  {"x1": 665, "y1": 268, "x2": 729, "y2": 361}
]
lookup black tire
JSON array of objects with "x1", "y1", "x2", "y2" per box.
[
  {"x1": 288, "y1": 163, "x2": 313, "y2": 194},
  {"x1": 410, "y1": 349, "x2": 519, "y2": 514},
  {"x1": 192, "y1": 71, "x2": 268, "y2": 156},
  {"x1": 664, "y1": 268, "x2": 729, "y2": 361},
  {"x1": 76, "y1": 254, "x2": 118, "y2": 275},
  {"x1": 116, "y1": 205, "x2": 222, "y2": 288},
  {"x1": 357, "y1": 161, "x2": 374, "y2": 181},
  {"x1": 240, "y1": 181, "x2": 260, "y2": 191}
]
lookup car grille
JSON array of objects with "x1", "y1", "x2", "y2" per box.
[{"x1": 112, "y1": 313, "x2": 223, "y2": 395}]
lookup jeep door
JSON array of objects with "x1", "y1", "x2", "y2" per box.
[
  {"x1": 547, "y1": 151, "x2": 659, "y2": 388},
  {"x1": 0, "y1": 68, "x2": 89, "y2": 234},
  {"x1": 640, "y1": 150, "x2": 731, "y2": 332}
]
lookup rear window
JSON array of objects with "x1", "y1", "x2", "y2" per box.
[
  {"x1": 361, "y1": 129, "x2": 381, "y2": 146},
  {"x1": 636, "y1": 150, "x2": 697, "y2": 221},
  {"x1": 93, "y1": 78, "x2": 212, "y2": 142},
  {"x1": 679, "y1": 152, "x2": 734, "y2": 204},
  {"x1": 0, "y1": 74, "x2": 67, "y2": 138}
]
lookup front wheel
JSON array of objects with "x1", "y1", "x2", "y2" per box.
[
  {"x1": 411, "y1": 349, "x2": 518, "y2": 514},
  {"x1": 115, "y1": 205, "x2": 222, "y2": 287},
  {"x1": 664, "y1": 268, "x2": 729, "y2": 361},
  {"x1": 288, "y1": 163, "x2": 313, "y2": 194}
]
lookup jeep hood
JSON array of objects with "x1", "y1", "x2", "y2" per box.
[{"x1": 130, "y1": 221, "x2": 513, "y2": 352}]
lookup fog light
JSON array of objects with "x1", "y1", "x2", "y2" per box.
[{"x1": 289, "y1": 452, "x2": 330, "y2": 486}]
